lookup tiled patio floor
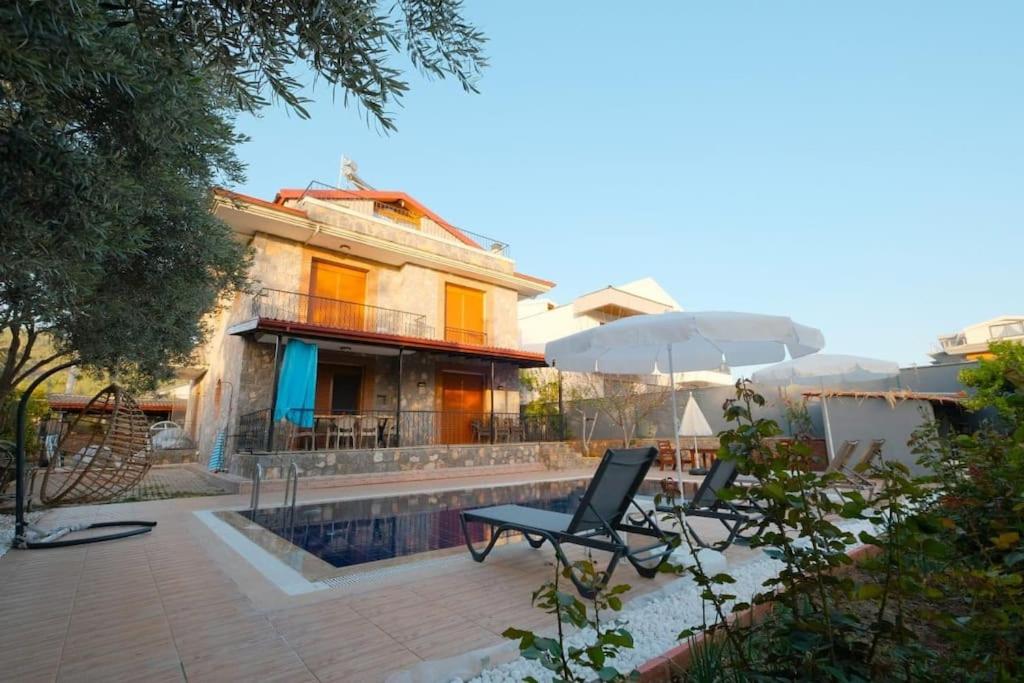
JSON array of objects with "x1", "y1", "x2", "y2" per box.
[{"x1": 0, "y1": 470, "x2": 751, "y2": 682}]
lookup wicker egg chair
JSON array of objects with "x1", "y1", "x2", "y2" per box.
[{"x1": 39, "y1": 384, "x2": 152, "y2": 506}]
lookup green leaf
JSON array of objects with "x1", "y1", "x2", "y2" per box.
[
  {"x1": 602, "y1": 629, "x2": 634, "y2": 648},
  {"x1": 502, "y1": 628, "x2": 534, "y2": 648},
  {"x1": 858, "y1": 530, "x2": 882, "y2": 546},
  {"x1": 763, "y1": 482, "x2": 786, "y2": 502},
  {"x1": 556, "y1": 591, "x2": 577, "y2": 607}
]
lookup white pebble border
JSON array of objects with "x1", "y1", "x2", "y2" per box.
[
  {"x1": 460, "y1": 518, "x2": 881, "y2": 683},
  {"x1": 0, "y1": 511, "x2": 43, "y2": 559}
]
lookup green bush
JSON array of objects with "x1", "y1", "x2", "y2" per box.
[{"x1": 508, "y1": 343, "x2": 1024, "y2": 682}]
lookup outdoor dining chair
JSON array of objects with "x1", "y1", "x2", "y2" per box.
[
  {"x1": 334, "y1": 415, "x2": 357, "y2": 449},
  {"x1": 506, "y1": 418, "x2": 524, "y2": 442},
  {"x1": 656, "y1": 440, "x2": 676, "y2": 471},
  {"x1": 471, "y1": 419, "x2": 492, "y2": 443},
  {"x1": 461, "y1": 447, "x2": 677, "y2": 598},
  {"x1": 286, "y1": 410, "x2": 316, "y2": 451},
  {"x1": 493, "y1": 417, "x2": 511, "y2": 442},
  {"x1": 357, "y1": 417, "x2": 378, "y2": 448}
]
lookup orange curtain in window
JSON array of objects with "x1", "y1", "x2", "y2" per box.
[
  {"x1": 309, "y1": 260, "x2": 366, "y2": 330},
  {"x1": 444, "y1": 283, "x2": 484, "y2": 345}
]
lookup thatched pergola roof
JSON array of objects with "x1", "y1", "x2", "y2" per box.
[{"x1": 801, "y1": 389, "x2": 966, "y2": 408}]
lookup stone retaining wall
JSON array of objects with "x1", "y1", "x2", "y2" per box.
[
  {"x1": 149, "y1": 449, "x2": 200, "y2": 466},
  {"x1": 229, "y1": 441, "x2": 585, "y2": 481}
]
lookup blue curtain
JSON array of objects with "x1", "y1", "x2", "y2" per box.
[{"x1": 272, "y1": 340, "x2": 318, "y2": 427}]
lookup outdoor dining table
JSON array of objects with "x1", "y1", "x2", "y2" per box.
[{"x1": 314, "y1": 414, "x2": 391, "y2": 448}]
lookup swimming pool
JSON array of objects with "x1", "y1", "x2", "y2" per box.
[{"x1": 243, "y1": 478, "x2": 666, "y2": 570}]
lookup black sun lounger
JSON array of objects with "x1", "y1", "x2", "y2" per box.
[
  {"x1": 460, "y1": 447, "x2": 677, "y2": 598},
  {"x1": 655, "y1": 458, "x2": 767, "y2": 551}
]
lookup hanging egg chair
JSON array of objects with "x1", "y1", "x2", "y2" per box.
[{"x1": 40, "y1": 384, "x2": 152, "y2": 506}]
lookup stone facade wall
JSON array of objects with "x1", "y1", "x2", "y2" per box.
[
  {"x1": 148, "y1": 449, "x2": 200, "y2": 465},
  {"x1": 188, "y1": 283, "x2": 252, "y2": 462},
  {"x1": 229, "y1": 441, "x2": 582, "y2": 480},
  {"x1": 243, "y1": 232, "x2": 520, "y2": 350},
  {"x1": 236, "y1": 340, "x2": 277, "y2": 417},
  {"x1": 249, "y1": 233, "x2": 304, "y2": 291},
  {"x1": 398, "y1": 351, "x2": 437, "y2": 411},
  {"x1": 487, "y1": 287, "x2": 520, "y2": 349}
]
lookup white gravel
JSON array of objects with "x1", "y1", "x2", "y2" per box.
[
  {"x1": 462, "y1": 518, "x2": 881, "y2": 683},
  {"x1": 0, "y1": 511, "x2": 43, "y2": 559}
]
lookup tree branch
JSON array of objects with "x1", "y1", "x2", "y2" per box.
[
  {"x1": 0, "y1": 324, "x2": 22, "y2": 389},
  {"x1": 8, "y1": 325, "x2": 39, "y2": 379},
  {"x1": 11, "y1": 352, "x2": 73, "y2": 388}
]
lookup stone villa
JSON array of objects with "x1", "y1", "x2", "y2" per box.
[{"x1": 182, "y1": 186, "x2": 559, "y2": 474}]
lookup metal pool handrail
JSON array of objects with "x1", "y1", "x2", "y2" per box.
[
  {"x1": 283, "y1": 461, "x2": 299, "y2": 536},
  {"x1": 249, "y1": 462, "x2": 263, "y2": 513}
]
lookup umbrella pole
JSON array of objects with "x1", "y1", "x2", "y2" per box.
[
  {"x1": 821, "y1": 393, "x2": 835, "y2": 464},
  {"x1": 667, "y1": 345, "x2": 684, "y2": 489}
]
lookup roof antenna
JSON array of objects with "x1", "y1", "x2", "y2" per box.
[{"x1": 340, "y1": 156, "x2": 375, "y2": 191}]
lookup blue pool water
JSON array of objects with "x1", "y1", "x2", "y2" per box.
[{"x1": 246, "y1": 478, "x2": 665, "y2": 569}]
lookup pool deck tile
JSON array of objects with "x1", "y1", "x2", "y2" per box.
[{"x1": 0, "y1": 469, "x2": 747, "y2": 682}]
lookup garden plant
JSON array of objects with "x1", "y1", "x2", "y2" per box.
[{"x1": 509, "y1": 342, "x2": 1023, "y2": 681}]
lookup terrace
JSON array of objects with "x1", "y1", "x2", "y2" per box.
[
  {"x1": 0, "y1": 357, "x2": 1011, "y2": 682},
  {"x1": 0, "y1": 469, "x2": 761, "y2": 682}
]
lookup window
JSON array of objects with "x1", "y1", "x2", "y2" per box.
[
  {"x1": 990, "y1": 321, "x2": 1024, "y2": 340},
  {"x1": 373, "y1": 201, "x2": 421, "y2": 228},
  {"x1": 444, "y1": 283, "x2": 485, "y2": 345},
  {"x1": 308, "y1": 260, "x2": 367, "y2": 329}
]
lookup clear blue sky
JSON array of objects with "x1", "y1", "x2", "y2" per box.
[{"x1": 233, "y1": 2, "x2": 1022, "y2": 367}]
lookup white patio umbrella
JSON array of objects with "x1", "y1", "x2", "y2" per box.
[
  {"x1": 545, "y1": 311, "x2": 825, "y2": 484},
  {"x1": 751, "y1": 353, "x2": 900, "y2": 462},
  {"x1": 678, "y1": 392, "x2": 714, "y2": 474}
]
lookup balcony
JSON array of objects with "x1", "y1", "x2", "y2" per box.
[
  {"x1": 370, "y1": 201, "x2": 511, "y2": 258},
  {"x1": 939, "y1": 334, "x2": 967, "y2": 351},
  {"x1": 292, "y1": 182, "x2": 513, "y2": 259},
  {"x1": 253, "y1": 288, "x2": 435, "y2": 339},
  {"x1": 251, "y1": 289, "x2": 493, "y2": 351}
]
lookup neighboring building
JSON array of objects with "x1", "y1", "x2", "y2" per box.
[
  {"x1": 519, "y1": 278, "x2": 680, "y2": 351},
  {"x1": 930, "y1": 315, "x2": 1024, "y2": 364},
  {"x1": 518, "y1": 278, "x2": 732, "y2": 401},
  {"x1": 185, "y1": 186, "x2": 554, "y2": 459},
  {"x1": 46, "y1": 393, "x2": 186, "y2": 424}
]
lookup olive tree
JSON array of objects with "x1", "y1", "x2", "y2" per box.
[{"x1": 0, "y1": 0, "x2": 487, "y2": 405}]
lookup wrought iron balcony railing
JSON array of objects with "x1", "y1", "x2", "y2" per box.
[
  {"x1": 299, "y1": 181, "x2": 512, "y2": 258},
  {"x1": 253, "y1": 288, "x2": 436, "y2": 340},
  {"x1": 444, "y1": 326, "x2": 487, "y2": 346},
  {"x1": 232, "y1": 407, "x2": 566, "y2": 454}
]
